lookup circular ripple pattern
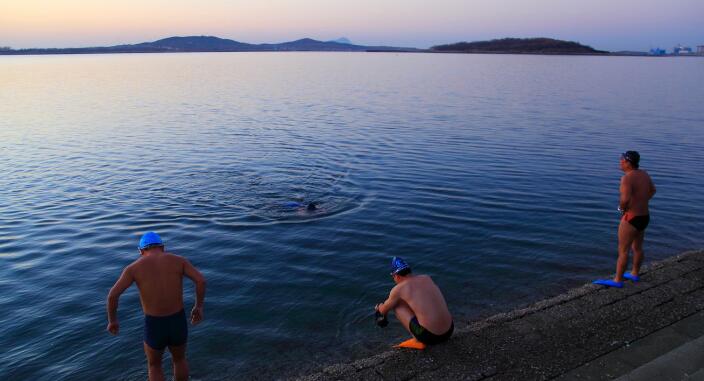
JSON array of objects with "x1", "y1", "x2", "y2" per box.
[{"x1": 0, "y1": 53, "x2": 703, "y2": 380}]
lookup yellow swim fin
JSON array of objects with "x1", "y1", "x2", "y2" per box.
[{"x1": 394, "y1": 338, "x2": 426, "y2": 350}]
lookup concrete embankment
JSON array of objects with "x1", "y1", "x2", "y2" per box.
[{"x1": 297, "y1": 250, "x2": 704, "y2": 381}]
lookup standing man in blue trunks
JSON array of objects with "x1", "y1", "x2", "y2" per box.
[
  {"x1": 107, "y1": 232, "x2": 207, "y2": 381},
  {"x1": 375, "y1": 257, "x2": 454, "y2": 345},
  {"x1": 594, "y1": 151, "x2": 656, "y2": 288}
]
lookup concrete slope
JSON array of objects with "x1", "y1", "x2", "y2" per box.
[{"x1": 297, "y1": 250, "x2": 704, "y2": 381}]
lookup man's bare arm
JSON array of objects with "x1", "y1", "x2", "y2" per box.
[
  {"x1": 106, "y1": 266, "x2": 135, "y2": 334},
  {"x1": 649, "y1": 177, "x2": 657, "y2": 199},
  {"x1": 619, "y1": 176, "x2": 632, "y2": 211},
  {"x1": 376, "y1": 286, "x2": 401, "y2": 316},
  {"x1": 183, "y1": 258, "x2": 207, "y2": 324}
]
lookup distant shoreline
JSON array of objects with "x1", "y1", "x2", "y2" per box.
[
  {"x1": 2, "y1": 50, "x2": 702, "y2": 57},
  {"x1": 2, "y1": 36, "x2": 700, "y2": 57}
]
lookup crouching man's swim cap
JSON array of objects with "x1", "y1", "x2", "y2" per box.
[
  {"x1": 391, "y1": 257, "x2": 411, "y2": 275},
  {"x1": 139, "y1": 232, "x2": 164, "y2": 250}
]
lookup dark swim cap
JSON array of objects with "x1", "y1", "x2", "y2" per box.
[
  {"x1": 139, "y1": 232, "x2": 163, "y2": 250},
  {"x1": 621, "y1": 151, "x2": 640, "y2": 167},
  {"x1": 390, "y1": 257, "x2": 411, "y2": 275}
]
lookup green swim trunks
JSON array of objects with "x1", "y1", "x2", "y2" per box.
[{"x1": 409, "y1": 317, "x2": 453, "y2": 345}]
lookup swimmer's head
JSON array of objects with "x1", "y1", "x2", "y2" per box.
[
  {"x1": 390, "y1": 257, "x2": 411, "y2": 278},
  {"x1": 307, "y1": 202, "x2": 317, "y2": 211},
  {"x1": 621, "y1": 151, "x2": 640, "y2": 169},
  {"x1": 138, "y1": 231, "x2": 164, "y2": 251}
]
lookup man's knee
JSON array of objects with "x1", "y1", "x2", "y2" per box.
[
  {"x1": 171, "y1": 353, "x2": 187, "y2": 364},
  {"x1": 169, "y1": 345, "x2": 187, "y2": 362},
  {"x1": 147, "y1": 356, "x2": 162, "y2": 366},
  {"x1": 617, "y1": 245, "x2": 631, "y2": 255}
]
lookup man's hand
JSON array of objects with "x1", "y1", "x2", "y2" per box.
[
  {"x1": 191, "y1": 306, "x2": 204, "y2": 325},
  {"x1": 107, "y1": 321, "x2": 119, "y2": 335}
]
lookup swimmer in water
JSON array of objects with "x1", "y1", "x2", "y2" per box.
[{"x1": 282, "y1": 201, "x2": 318, "y2": 212}]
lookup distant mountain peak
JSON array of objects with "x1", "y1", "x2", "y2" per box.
[
  {"x1": 142, "y1": 35, "x2": 250, "y2": 50},
  {"x1": 330, "y1": 37, "x2": 352, "y2": 45},
  {"x1": 290, "y1": 38, "x2": 319, "y2": 44},
  {"x1": 153, "y1": 35, "x2": 235, "y2": 43}
]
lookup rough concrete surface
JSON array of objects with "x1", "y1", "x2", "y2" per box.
[{"x1": 296, "y1": 250, "x2": 704, "y2": 381}]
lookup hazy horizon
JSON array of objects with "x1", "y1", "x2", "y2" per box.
[{"x1": 1, "y1": 0, "x2": 703, "y2": 51}]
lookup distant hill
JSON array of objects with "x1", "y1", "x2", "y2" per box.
[
  {"x1": 130, "y1": 36, "x2": 258, "y2": 51},
  {"x1": 0, "y1": 35, "x2": 418, "y2": 55},
  {"x1": 432, "y1": 38, "x2": 608, "y2": 54},
  {"x1": 329, "y1": 37, "x2": 352, "y2": 45},
  {"x1": 258, "y1": 38, "x2": 369, "y2": 51}
]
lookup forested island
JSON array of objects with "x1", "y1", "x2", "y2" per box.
[{"x1": 432, "y1": 38, "x2": 608, "y2": 54}]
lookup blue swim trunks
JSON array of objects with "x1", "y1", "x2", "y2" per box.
[{"x1": 144, "y1": 309, "x2": 188, "y2": 350}]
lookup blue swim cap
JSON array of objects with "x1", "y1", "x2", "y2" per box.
[
  {"x1": 390, "y1": 257, "x2": 410, "y2": 275},
  {"x1": 138, "y1": 232, "x2": 163, "y2": 250}
]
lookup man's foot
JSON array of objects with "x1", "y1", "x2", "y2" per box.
[
  {"x1": 592, "y1": 279, "x2": 624, "y2": 288},
  {"x1": 395, "y1": 338, "x2": 426, "y2": 350},
  {"x1": 623, "y1": 273, "x2": 640, "y2": 282}
]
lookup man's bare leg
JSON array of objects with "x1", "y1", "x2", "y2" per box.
[
  {"x1": 168, "y1": 344, "x2": 189, "y2": 381},
  {"x1": 630, "y1": 230, "x2": 646, "y2": 276},
  {"x1": 615, "y1": 218, "x2": 638, "y2": 282},
  {"x1": 143, "y1": 342, "x2": 165, "y2": 381},
  {"x1": 393, "y1": 300, "x2": 415, "y2": 333}
]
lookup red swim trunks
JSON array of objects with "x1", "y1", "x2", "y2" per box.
[{"x1": 624, "y1": 214, "x2": 650, "y2": 231}]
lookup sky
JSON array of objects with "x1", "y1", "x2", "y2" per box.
[{"x1": 1, "y1": 0, "x2": 702, "y2": 51}]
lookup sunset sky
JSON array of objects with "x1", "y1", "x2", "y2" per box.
[{"x1": 1, "y1": 0, "x2": 702, "y2": 51}]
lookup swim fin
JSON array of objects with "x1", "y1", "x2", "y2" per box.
[
  {"x1": 592, "y1": 279, "x2": 623, "y2": 288},
  {"x1": 395, "y1": 338, "x2": 426, "y2": 350},
  {"x1": 623, "y1": 273, "x2": 640, "y2": 282}
]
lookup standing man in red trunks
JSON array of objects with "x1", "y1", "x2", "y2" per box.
[
  {"x1": 594, "y1": 151, "x2": 656, "y2": 288},
  {"x1": 106, "y1": 232, "x2": 207, "y2": 381}
]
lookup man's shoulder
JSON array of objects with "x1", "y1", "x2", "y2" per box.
[
  {"x1": 623, "y1": 171, "x2": 639, "y2": 183},
  {"x1": 165, "y1": 252, "x2": 187, "y2": 263},
  {"x1": 632, "y1": 169, "x2": 652, "y2": 181},
  {"x1": 126, "y1": 257, "x2": 144, "y2": 270}
]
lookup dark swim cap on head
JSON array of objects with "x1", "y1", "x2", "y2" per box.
[
  {"x1": 390, "y1": 256, "x2": 411, "y2": 275},
  {"x1": 139, "y1": 231, "x2": 163, "y2": 250},
  {"x1": 621, "y1": 151, "x2": 640, "y2": 167}
]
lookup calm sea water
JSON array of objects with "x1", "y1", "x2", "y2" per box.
[{"x1": 1, "y1": 52, "x2": 703, "y2": 380}]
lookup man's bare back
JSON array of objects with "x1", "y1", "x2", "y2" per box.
[
  {"x1": 129, "y1": 252, "x2": 190, "y2": 316},
  {"x1": 389, "y1": 275, "x2": 452, "y2": 334},
  {"x1": 620, "y1": 169, "x2": 656, "y2": 217}
]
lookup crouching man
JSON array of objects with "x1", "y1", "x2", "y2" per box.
[{"x1": 375, "y1": 257, "x2": 453, "y2": 346}]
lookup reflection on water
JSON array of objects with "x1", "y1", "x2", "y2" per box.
[{"x1": 0, "y1": 52, "x2": 703, "y2": 380}]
